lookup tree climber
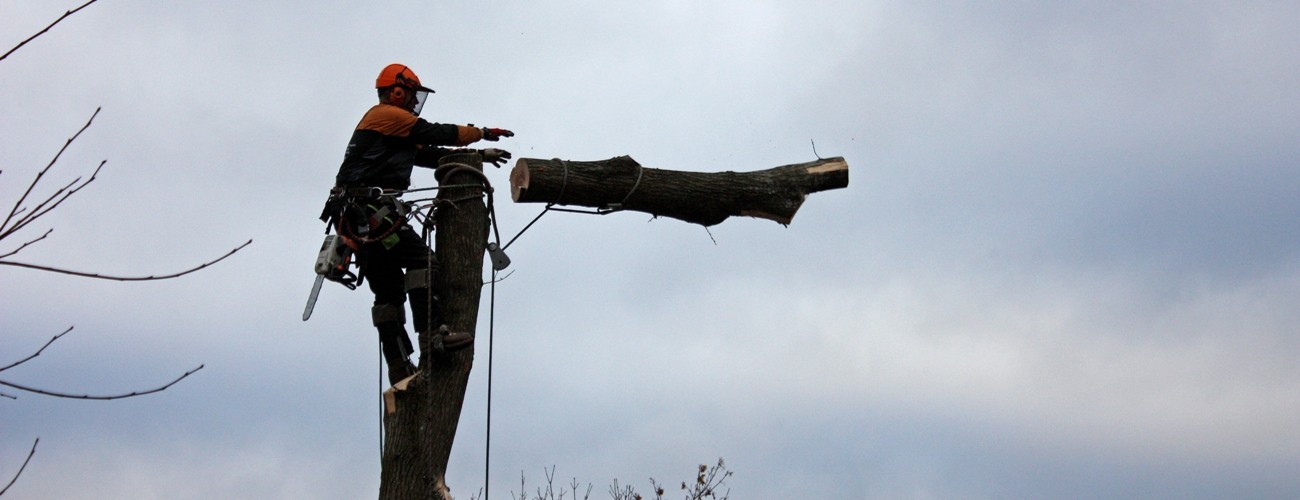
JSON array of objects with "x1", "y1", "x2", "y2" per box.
[{"x1": 322, "y1": 63, "x2": 514, "y2": 385}]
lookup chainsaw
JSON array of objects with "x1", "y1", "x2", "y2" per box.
[{"x1": 302, "y1": 232, "x2": 359, "y2": 321}]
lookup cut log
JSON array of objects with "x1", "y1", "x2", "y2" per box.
[{"x1": 509, "y1": 156, "x2": 849, "y2": 226}]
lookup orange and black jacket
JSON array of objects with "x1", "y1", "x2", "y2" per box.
[{"x1": 335, "y1": 103, "x2": 483, "y2": 190}]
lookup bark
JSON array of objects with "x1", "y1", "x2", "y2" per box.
[
  {"x1": 379, "y1": 153, "x2": 490, "y2": 500},
  {"x1": 509, "y1": 156, "x2": 849, "y2": 226}
]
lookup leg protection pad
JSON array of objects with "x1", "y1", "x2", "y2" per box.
[
  {"x1": 404, "y1": 267, "x2": 430, "y2": 292},
  {"x1": 371, "y1": 303, "x2": 406, "y2": 326}
]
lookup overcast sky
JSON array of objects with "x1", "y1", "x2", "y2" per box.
[{"x1": 3, "y1": 1, "x2": 1299, "y2": 499}]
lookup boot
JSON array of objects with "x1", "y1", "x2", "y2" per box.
[
  {"x1": 441, "y1": 331, "x2": 473, "y2": 350},
  {"x1": 420, "y1": 325, "x2": 473, "y2": 354},
  {"x1": 441, "y1": 327, "x2": 473, "y2": 350},
  {"x1": 387, "y1": 358, "x2": 416, "y2": 385},
  {"x1": 376, "y1": 321, "x2": 417, "y2": 385}
]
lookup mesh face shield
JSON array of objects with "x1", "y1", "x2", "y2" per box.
[{"x1": 412, "y1": 90, "x2": 430, "y2": 116}]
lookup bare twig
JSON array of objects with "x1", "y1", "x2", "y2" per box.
[
  {"x1": 0, "y1": 239, "x2": 252, "y2": 281},
  {"x1": 570, "y1": 477, "x2": 592, "y2": 500},
  {"x1": 607, "y1": 479, "x2": 636, "y2": 500},
  {"x1": 0, "y1": 228, "x2": 54, "y2": 260},
  {"x1": 0, "y1": 107, "x2": 102, "y2": 239},
  {"x1": 0, "y1": 0, "x2": 101, "y2": 62},
  {"x1": 0, "y1": 438, "x2": 38, "y2": 497},
  {"x1": 0, "y1": 326, "x2": 74, "y2": 373},
  {"x1": 677, "y1": 459, "x2": 731, "y2": 500},
  {"x1": 0, "y1": 364, "x2": 203, "y2": 400},
  {"x1": 0, "y1": 163, "x2": 102, "y2": 241}
]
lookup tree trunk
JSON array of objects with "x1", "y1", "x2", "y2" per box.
[
  {"x1": 509, "y1": 156, "x2": 849, "y2": 226},
  {"x1": 379, "y1": 153, "x2": 490, "y2": 500}
]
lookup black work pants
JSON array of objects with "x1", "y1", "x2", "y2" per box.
[{"x1": 358, "y1": 224, "x2": 444, "y2": 359}]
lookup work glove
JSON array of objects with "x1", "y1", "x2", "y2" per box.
[
  {"x1": 482, "y1": 148, "x2": 512, "y2": 167},
  {"x1": 480, "y1": 127, "x2": 514, "y2": 141}
]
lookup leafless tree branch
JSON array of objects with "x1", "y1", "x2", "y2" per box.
[
  {"x1": 0, "y1": 0, "x2": 101, "y2": 62},
  {"x1": 0, "y1": 438, "x2": 38, "y2": 497},
  {"x1": 2, "y1": 327, "x2": 203, "y2": 402},
  {"x1": 0, "y1": 364, "x2": 203, "y2": 401},
  {"x1": 0, "y1": 163, "x2": 101, "y2": 241},
  {"x1": 0, "y1": 107, "x2": 103, "y2": 240},
  {"x1": 0, "y1": 3, "x2": 233, "y2": 495},
  {"x1": 0, "y1": 326, "x2": 74, "y2": 373},
  {"x1": 0, "y1": 238, "x2": 252, "y2": 280},
  {"x1": 0, "y1": 228, "x2": 53, "y2": 260},
  {"x1": 0, "y1": 107, "x2": 253, "y2": 280}
]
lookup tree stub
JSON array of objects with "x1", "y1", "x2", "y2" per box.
[
  {"x1": 510, "y1": 156, "x2": 849, "y2": 226},
  {"x1": 378, "y1": 152, "x2": 489, "y2": 500}
]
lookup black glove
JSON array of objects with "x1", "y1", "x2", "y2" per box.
[{"x1": 482, "y1": 148, "x2": 512, "y2": 167}]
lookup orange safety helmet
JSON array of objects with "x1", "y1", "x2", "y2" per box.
[
  {"x1": 376, "y1": 64, "x2": 434, "y2": 115},
  {"x1": 376, "y1": 64, "x2": 434, "y2": 93}
]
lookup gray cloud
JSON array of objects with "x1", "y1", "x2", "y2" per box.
[{"x1": 3, "y1": 1, "x2": 1299, "y2": 499}]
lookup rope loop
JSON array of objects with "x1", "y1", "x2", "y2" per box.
[
  {"x1": 549, "y1": 158, "x2": 570, "y2": 207},
  {"x1": 603, "y1": 162, "x2": 643, "y2": 211}
]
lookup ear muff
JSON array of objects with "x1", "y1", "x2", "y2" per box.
[{"x1": 388, "y1": 86, "x2": 407, "y2": 103}]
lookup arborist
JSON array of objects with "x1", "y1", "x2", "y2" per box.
[{"x1": 320, "y1": 63, "x2": 514, "y2": 385}]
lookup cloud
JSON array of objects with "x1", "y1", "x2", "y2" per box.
[{"x1": 4, "y1": 1, "x2": 1300, "y2": 499}]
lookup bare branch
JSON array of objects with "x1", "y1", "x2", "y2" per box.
[
  {"x1": 677, "y1": 459, "x2": 732, "y2": 500},
  {"x1": 0, "y1": 0, "x2": 101, "y2": 62},
  {"x1": 0, "y1": 438, "x2": 38, "y2": 497},
  {"x1": 0, "y1": 161, "x2": 104, "y2": 241},
  {"x1": 0, "y1": 326, "x2": 74, "y2": 373},
  {"x1": 0, "y1": 364, "x2": 203, "y2": 400},
  {"x1": 1, "y1": 108, "x2": 102, "y2": 237},
  {"x1": 0, "y1": 228, "x2": 54, "y2": 260},
  {"x1": 0, "y1": 239, "x2": 252, "y2": 281}
]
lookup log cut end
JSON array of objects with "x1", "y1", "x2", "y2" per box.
[
  {"x1": 807, "y1": 157, "x2": 849, "y2": 178},
  {"x1": 509, "y1": 160, "x2": 531, "y2": 202}
]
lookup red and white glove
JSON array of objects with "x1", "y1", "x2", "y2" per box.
[{"x1": 480, "y1": 127, "x2": 514, "y2": 141}]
